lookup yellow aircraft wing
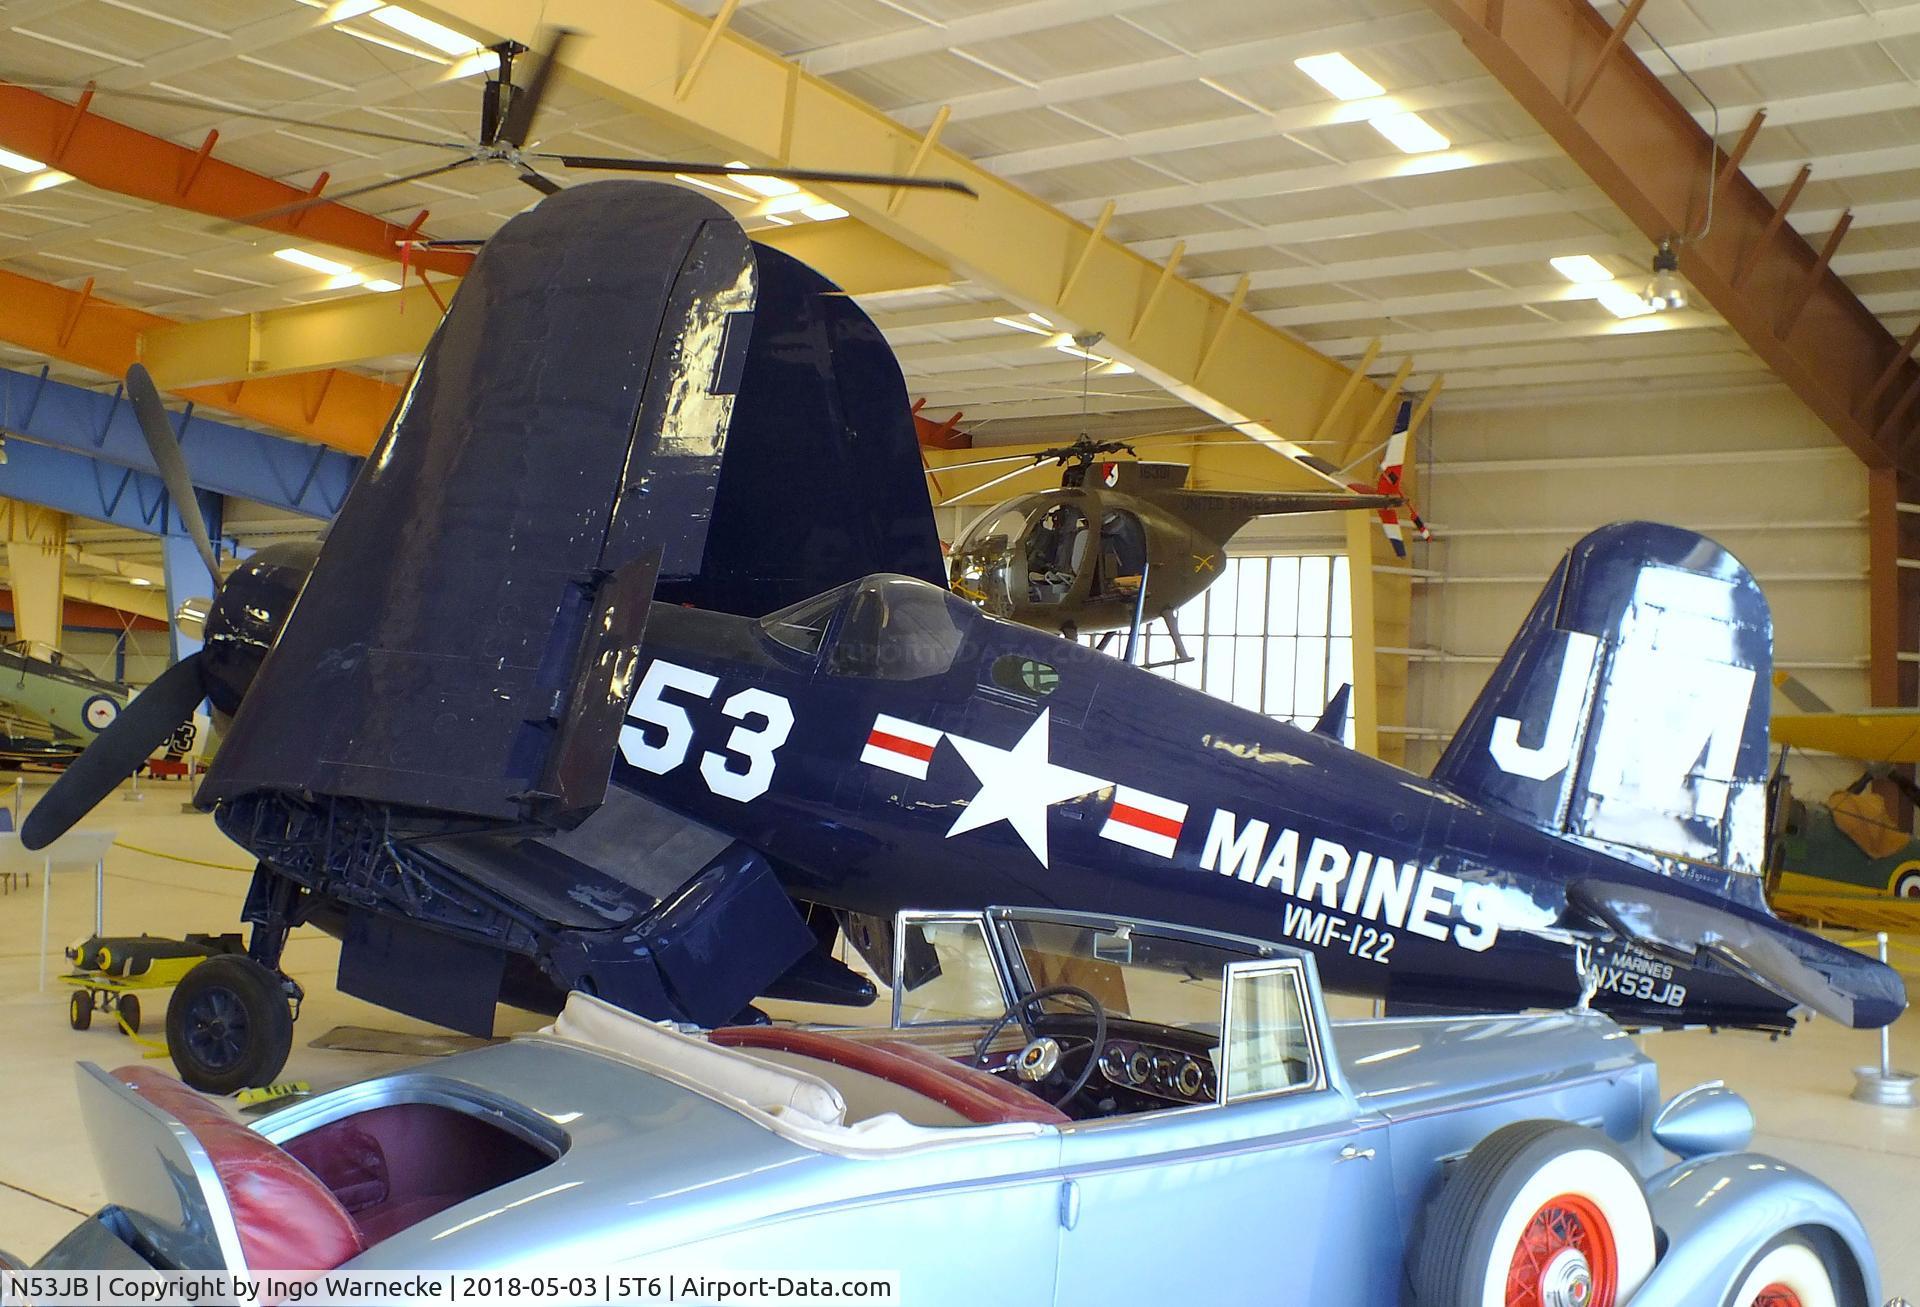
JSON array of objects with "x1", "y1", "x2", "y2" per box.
[{"x1": 1769, "y1": 710, "x2": 1920, "y2": 763}]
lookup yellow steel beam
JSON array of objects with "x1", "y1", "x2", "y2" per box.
[
  {"x1": 59, "y1": 574, "x2": 168, "y2": 624},
  {"x1": 410, "y1": 0, "x2": 1382, "y2": 489},
  {"x1": 141, "y1": 285, "x2": 447, "y2": 389},
  {"x1": 137, "y1": 221, "x2": 949, "y2": 388}
]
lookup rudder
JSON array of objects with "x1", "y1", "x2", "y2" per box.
[{"x1": 1431, "y1": 522, "x2": 1772, "y2": 888}]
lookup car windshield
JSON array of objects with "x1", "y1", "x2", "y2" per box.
[{"x1": 1005, "y1": 918, "x2": 1261, "y2": 1035}]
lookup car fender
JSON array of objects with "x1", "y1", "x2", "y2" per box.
[{"x1": 1627, "y1": 1153, "x2": 1879, "y2": 1307}]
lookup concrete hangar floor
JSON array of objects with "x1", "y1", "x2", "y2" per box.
[{"x1": 0, "y1": 776, "x2": 1916, "y2": 1290}]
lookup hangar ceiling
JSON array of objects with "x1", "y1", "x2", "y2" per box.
[{"x1": 0, "y1": 0, "x2": 1916, "y2": 571}]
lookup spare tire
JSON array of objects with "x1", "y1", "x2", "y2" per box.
[{"x1": 1410, "y1": 1119, "x2": 1656, "y2": 1307}]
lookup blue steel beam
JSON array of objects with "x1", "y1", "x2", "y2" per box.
[
  {"x1": 0, "y1": 365, "x2": 362, "y2": 519},
  {"x1": 0, "y1": 437, "x2": 222, "y2": 539}
]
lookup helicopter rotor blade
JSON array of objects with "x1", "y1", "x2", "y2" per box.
[
  {"x1": 228, "y1": 157, "x2": 480, "y2": 228},
  {"x1": 538, "y1": 156, "x2": 976, "y2": 196},
  {"x1": 496, "y1": 26, "x2": 573, "y2": 149},
  {"x1": 935, "y1": 460, "x2": 1043, "y2": 509}
]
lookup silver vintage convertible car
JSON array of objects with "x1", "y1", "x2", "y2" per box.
[{"x1": 22, "y1": 908, "x2": 1889, "y2": 1307}]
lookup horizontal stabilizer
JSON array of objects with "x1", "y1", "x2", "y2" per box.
[{"x1": 1567, "y1": 878, "x2": 1902, "y2": 1027}]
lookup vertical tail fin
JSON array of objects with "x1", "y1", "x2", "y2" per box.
[
  {"x1": 1431, "y1": 522, "x2": 1773, "y2": 887},
  {"x1": 1351, "y1": 400, "x2": 1431, "y2": 558}
]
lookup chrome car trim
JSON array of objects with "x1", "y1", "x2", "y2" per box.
[{"x1": 252, "y1": 1072, "x2": 570, "y2": 1157}]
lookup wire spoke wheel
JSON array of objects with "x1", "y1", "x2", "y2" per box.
[{"x1": 1504, "y1": 1193, "x2": 1616, "y2": 1307}]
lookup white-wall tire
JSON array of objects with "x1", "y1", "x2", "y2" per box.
[
  {"x1": 1410, "y1": 1120, "x2": 1656, "y2": 1307},
  {"x1": 1728, "y1": 1238, "x2": 1838, "y2": 1307}
]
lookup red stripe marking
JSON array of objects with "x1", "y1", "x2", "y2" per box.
[
  {"x1": 1111, "y1": 803, "x2": 1182, "y2": 840},
  {"x1": 867, "y1": 729, "x2": 935, "y2": 762}
]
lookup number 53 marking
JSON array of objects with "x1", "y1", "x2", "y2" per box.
[{"x1": 618, "y1": 659, "x2": 794, "y2": 803}]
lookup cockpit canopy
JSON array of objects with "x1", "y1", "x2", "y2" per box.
[
  {"x1": 759, "y1": 574, "x2": 977, "y2": 681},
  {"x1": 949, "y1": 492, "x2": 1148, "y2": 614}
]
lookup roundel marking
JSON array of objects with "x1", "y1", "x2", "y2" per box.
[
  {"x1": 83, "y1": 694, "x2": 120, "y2": 732},
  {"x1": 1891, "y1": 861, "x2": 1920, "y2": 899}
]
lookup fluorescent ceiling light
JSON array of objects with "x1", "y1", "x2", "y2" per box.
[
  {"x1": 368, "y1": 5, "x2": 480, "y2": 55},
  {"x1": 993, "y1": 316, "x2": 1052, "y2": 336},
  {"x1": 274, "y1": 247, "x2": 353, "y2": 276},
  {"x1": 758, "y1": 192, "x2": 814, "y2": 215},
  {"x1": 1595, "y1": 285, "x2": 1653, "y2": 318},
  {"x1": 323, "y1": 0, "x2": 383, "y2": 17},
  {"x1": 724, "y1": 162, "x2": 798, "y2": 198},
  {"x1": 363, "y1": 278, "x2": 402, "y2": 292},
  {"x1": 1371, "y1": 112, "x2": 1449, "y2": 154},
  {"x1": 1550, "y1": 254, "x2": 1613, "y2": 284},
  {"x1": 129, "y1": 576, "x2": 153, "y2": 587},
  {"x1": 673, "y1": 173, "x2": 757, "y2": 203},
  {"x1": 1028, "y1": 312, "x2": 1052, "y2": 327},
  {"x1": 0, "y1": 147, "x2": 46, "y2": 173},
  {"x1": 762, "y1": 214, "x2": 792, "y2": 226},
  {"x1": 320, "y1": 273, "x2": 366, "y2": 290},
  {"x1": 1056, "y1": 344, "x2": 1108, "y2": 363},
  {"x1": 801, "y1": 202, "x2": 848, "y2": 222},
  {"x1": 1294, "y1": 53, "x2": 1385, "y2": 102},
  {"x1": 1100, "y1": 360, "x2": 1135, "y2": 375}
]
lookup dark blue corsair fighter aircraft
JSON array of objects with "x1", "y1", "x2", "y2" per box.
[{"x1": 26, "y1": 181, "x2": 1901, "y2": 1090}]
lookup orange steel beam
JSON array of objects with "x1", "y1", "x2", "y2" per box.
[
  {"x1": 0, "y1": 268, "x2": 398, "y2": 456},
  {"x1": 0, "y1": 84, "x2": 474, "y2": 278},
  {"x1": 1423, "y1": 0, "x2": 1920, "y2": 471}
]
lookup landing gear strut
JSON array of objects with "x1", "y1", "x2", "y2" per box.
[{"x1": 165, "y1": 865, "x2": 304, "y2": 1093}]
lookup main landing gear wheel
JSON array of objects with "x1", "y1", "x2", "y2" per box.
[
  {"x1": 68, "y1": 991, "x2": 91, "y2": 1031},
  {"x1": 1730, "y1": 1238, "x2": 1840, "y2": 1307},
  {"x1": 1409, "y1": 1120, "x2": 1656, "y2": 1307},
  {"x1": 166, "y1": 955, "x2": 294, "y2": 1094}
]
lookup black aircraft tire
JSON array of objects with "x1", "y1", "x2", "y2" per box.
[
  {"x1": 1408, "y1": 1120, "x2": 1656, "y2": 1307},
  {"x1": 166, "y1": 956, "x2": 294, "y2": 1094},
  {"x1": 68, "y1": 991, "x2": 91, "y2": 1031},
  {"x1": 116, "y1": 993, "x2": 141, "y2": 1036}
]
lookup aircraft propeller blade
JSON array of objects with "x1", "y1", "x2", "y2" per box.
[
  {"x1": 22, "y1": 653, "x2": 206, "y2": 850},
  {"x1": 125, "y1": 365, "x2": 221, "y2": 579}
]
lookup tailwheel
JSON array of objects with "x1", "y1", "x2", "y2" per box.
[
  {"x1": 1409, "y1": 1120, "x2": 1655, "y2": 1307},
  {"x1": 165, "y1": 955, "x2": 295, "y2": 1094},
  {"x1": 1731, "y1": 1239, "x2": 1839, "y2": 1307}
]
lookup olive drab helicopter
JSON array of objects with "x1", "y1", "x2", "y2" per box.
[{"x1": 937, "y1": 423, "x2": 1427, "y2": 660}]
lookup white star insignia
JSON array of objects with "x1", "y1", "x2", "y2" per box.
[{"x1": 943, "y1": 709, "x2": 1109, "y2": 867}]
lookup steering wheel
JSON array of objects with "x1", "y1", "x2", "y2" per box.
[{"x1": 970, "y1": 984, "x2": 1107, "y2": 1105}]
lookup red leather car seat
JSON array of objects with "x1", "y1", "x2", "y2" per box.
[
  {"x1": 114, "y1": 1067, "x2": 366, "y2": 1272},
  {"x1": 709, "y1": 1027, "x2": 1068, "y2": 1126}
]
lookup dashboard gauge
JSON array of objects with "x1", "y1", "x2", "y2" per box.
[
  {"x1": 1176, "y1": 1059, "x2": 1204, "y2": 1098},
  {"x1": 1128, "y1": 1050, "x2": 1153, "y2": 1085},
  {"x1": 1101, "y1": 1044, "x2": 1130, "y2": 1081}
]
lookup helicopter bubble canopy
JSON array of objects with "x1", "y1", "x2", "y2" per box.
[{"x1": 949, "y1": 490, "x2": 1149, "y2": 616}]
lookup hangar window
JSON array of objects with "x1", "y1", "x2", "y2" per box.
[
  {"x1": 1099, "y1": 554, "x2": 1353, "y2": 744},
  {"x1": 826, "y1": 576, "x2": 970, "y2": 681}
]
